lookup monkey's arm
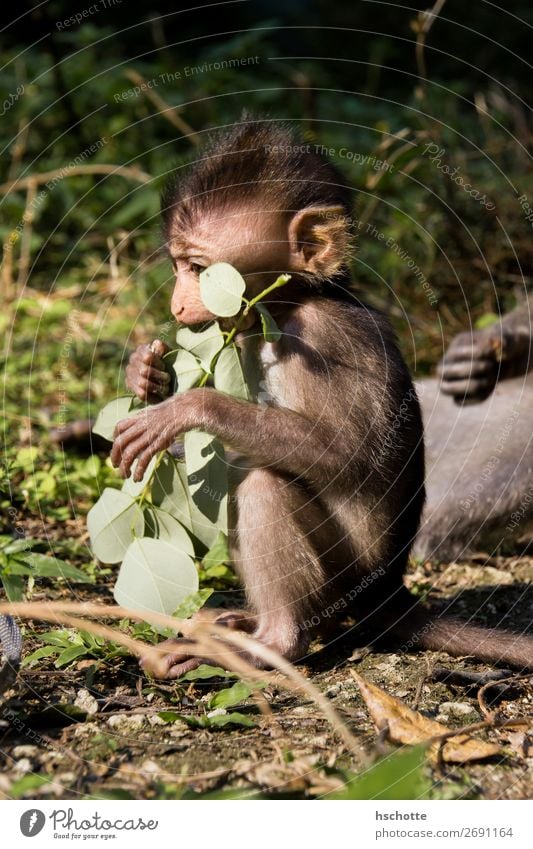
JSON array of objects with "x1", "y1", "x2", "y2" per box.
[
  {"x1": 111, "y1": 387, "x2": 346, "y2": 483},
  {"x1": 438, "y1": 293, "x2": 533, "y2": 402}
]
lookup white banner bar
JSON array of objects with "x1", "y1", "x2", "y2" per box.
[{"x1": 1, "y1": 799, "x2": 532, "y2": 848}]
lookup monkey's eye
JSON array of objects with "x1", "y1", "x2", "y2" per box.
[{"x1": 189, "y1": 262, "x2": 205, "y2": 275}]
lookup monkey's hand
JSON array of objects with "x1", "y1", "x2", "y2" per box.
[
  {"x1": 125, "y1": 340, "x2": 171, "y2": 403},
  {"x1": 111, "y1": 393, "x2": 190, "y2": 480},
  {"x1": 437, "y1": 326, "x2": 516, "y2": 402}
]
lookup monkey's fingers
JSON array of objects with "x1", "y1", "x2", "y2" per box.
[
  {"x1": 437, "y1": 358, "x2": 496, "y2": 381},
  {"x1": 139, "y1": 638, "x2": 203, "y2": 680},
  {"x1": 136, "y1": 377, "x2": 171, "y2": 402},
  {"x1": 141, "y1": 363, "x2": 171, "y2": 388},
  {"x1": 439, "y1": 376, "x2": 496, "y2": 401},
  {"x1": 112, "y1": 434, "x2": 150, "y2": 478},
  {"x1": 131, "y1": 442, "x2": 166, "y2": 480},
  {"x1": 150, "y1": 339, "x2": 170, "y2": 358}
]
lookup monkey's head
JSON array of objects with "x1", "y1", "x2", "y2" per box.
[{"x1": 161, "y1": 118, "x2": 354, "y2": 325}]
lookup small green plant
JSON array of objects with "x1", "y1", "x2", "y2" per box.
[
  {"x1": 87, "y1": 263, "x2": 289, "y2": 622},
  {"x1": 331, "y1": 746, "x2": 431, "y2": 800},
  {"x1": 0, "y1": 534, "x2": 90, "y2": 602},
  {"x1": 22, "y1": 627, "x2": 126, "y2": 669}
]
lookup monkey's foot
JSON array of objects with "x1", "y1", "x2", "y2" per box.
[
  {"x1": 139, "y1": 638, "x2": 204, "y2": 679},
  {"x1": 139, "y1": 610, "x2": 258, "y2": 680}
]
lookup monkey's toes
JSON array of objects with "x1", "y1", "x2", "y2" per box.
[{"x1": 139, "y1": 638, "x2": 199, "y2": 680}]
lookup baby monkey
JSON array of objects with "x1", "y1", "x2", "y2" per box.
[{"x1": 112, "y1": 119, "x2": 533, "y2": 677}]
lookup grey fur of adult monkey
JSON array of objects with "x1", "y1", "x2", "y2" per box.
[{"x1": 415, "y1": 293, "x2": 533, "y2": 560}]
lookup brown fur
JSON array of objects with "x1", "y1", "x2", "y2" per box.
[{"x1": 115, "y1": 118, "x2": 533, "y2": 677}]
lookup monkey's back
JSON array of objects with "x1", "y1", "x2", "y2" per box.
[{"x1": 255, "y1": 294, "x2": 425, "y2": 576}]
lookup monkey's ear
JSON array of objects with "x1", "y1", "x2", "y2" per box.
[{"x1": 288, "y1": 205, "x2": 350, "y2": 278}]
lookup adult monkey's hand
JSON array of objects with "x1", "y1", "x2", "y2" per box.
[{"x1": 437, "y1": 324, "x2": 523, "y2": 402}]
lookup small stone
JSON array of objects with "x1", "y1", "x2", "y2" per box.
[
  {"x1": 12, "y1": 745, "x2": 39, "y2": 759},
  {"x1": 14, "y1": 758, "x2": 33, "y2": 776},
  {"x1": 107, "y1": 713, "x2": 145, "y2": 731},
  {"x1": 207, "y1": 708, "x2": 227, "y2": 718},
  {"x1": 74, "y1": 688, "x2": 99, "y2": 715},
  {"x1": 437, "y1": 701, "x2": 478, "y2": 721},
  {"x1": 140, "y1": 759, "x2": 161, "y2": 775}
]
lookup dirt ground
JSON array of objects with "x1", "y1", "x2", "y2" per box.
[{"x1": 1, "y1": 552, "x2": 533, "y2": 800}]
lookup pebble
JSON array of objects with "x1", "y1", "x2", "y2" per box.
[{"x1": 436, "y1": 701, "x2": 478, "y2": 721}]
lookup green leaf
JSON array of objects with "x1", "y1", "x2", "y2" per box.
[
  {"x1": 151, "y1": 453, "x2": 194, "y2": 526},
  {"x1": 87, "y1": 488, "x2": 144, "y2": 564},
  {"x1": 144, "y1": 506, "x2": 195, "y2": 555},
  {"x1": 475, "y1": 312, "x2": 499, "y2": 330},
  {"x1": 172, "y1": 349, "x2": 204, "y2": 391},
  {"x1": 172, "y1": 588, "x2": 213, "y2": 619},
  {"x1": 180, "y1": 664, "x2": 236, "y2": 681},
  {"x1": 199, "y1": 262, "x2": 246, "y2": 317},
  {"x1": 209, "y1": 681, "x2": 262, "y2": 710},
  {"x1": 3, "y1": 538, "x2": 36, "y2": 554},
  {"x1": 331, "y1": 746, "x2": 431, "y2": 800},
  {"x1": 157, "y1": 711, "x2": 186, "y2": 724},
  {"x1": 92, "y1": 396, "x2": 137, "y2": 441},
  {"x1": 256, "y1": 303, "x2": 282, "y2": 342},
  {"x1": 3, "y1": 559, "x2": 32, "y2": 576},
  {"x1": 113, "y1": 537, "x2": 198, "y2": 625},
  {"x1": 185, "y1": 432, "x2": 228, "y2": 535},
  {"x1": 213, "y1": 344, "x2": 250, "y2": 400},
  {"x1": 83, "y1": 455, "x2": 101, "y2": 477},
  {"x1": 202, "y1": 531, "x2": 230, "y2": 568},
  {"x1": 22, "y1": 645, "x2": 60, "y2": 667},
  {"x1": 9, "y1": 774, "x2": 51, "y2": 798},
  {"x1": 0, "y1": 573, "x2": 25, "y2": 601},
  {"x1": 55, "y1": 644, "x2": 90, "y2": 668},
  {"x1": 19, "y1": 553, "x2": 90, "y2": 582},
  {"x1": 37, "y1": 629, "x2": 79, "y2": 647},
  {"x1": 121, "y1": 454, "x2": 158, "y2": 498},
  {"x1": 175, "y1": 322, "x2": 224, "y2": 373},
  {"x1": 180, "y1": 711, "x2": 255, "y2": 729},
  {"x1": 151, "y1": 453, "x2": 221, "y2": 548}
]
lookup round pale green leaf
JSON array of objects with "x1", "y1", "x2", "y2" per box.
[
  {"x1": 151, "y1": 452, "x2": 221, "y2": 548},
  {"x1": 121, "y1": 454, "x2": 158, "y2": 498},
  {"x1": 175, "y1": 322, "x2": 223, "y2": 373},
  {"x1": 213, "y1": 344, "x2": 250, "y2": 400},
  {"x1": 113, "y1": 538, "x2": 198, "y2": 622},
  {"x1": 199, "y1": 263, "x2": 246, "y2": 317},
  {"x1": 185, "y1": 431, "x2": 228, "y2": 536},
  {"x1": 144, "y1": 506, "x2": 195, "y2": 555},
  {"x1": 87, "y1": 488, "x2": 144, "y2": 564},
  {"x1": 92, "y1": 396, "x2": 136, "y2": 441},
  {"x1": 172, "y1": 348, "x2": 204, "y2": 391}
]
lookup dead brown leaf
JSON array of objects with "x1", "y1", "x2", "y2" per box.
[{"x1": 351, "y1": 671, "x2": 501, "y2": 763}]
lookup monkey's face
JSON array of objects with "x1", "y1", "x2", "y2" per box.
[
  {"x1": 167, "y1": 203, "x2": 348, "y2": 326},
  {"x1": 167, "y1": 207, "x2": 291, "y2": 326}
]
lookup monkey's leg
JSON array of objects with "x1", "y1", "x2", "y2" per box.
[
  {"x1": 230, "y1": 468, "x2": 353, "y2": 666},
  {"x1": 140, "y1": 469, "x2": 351, "y2": 679}
]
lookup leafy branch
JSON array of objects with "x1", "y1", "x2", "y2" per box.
[{"x1": 87, "y1": 263, "x2": 290, "y2": 624}]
